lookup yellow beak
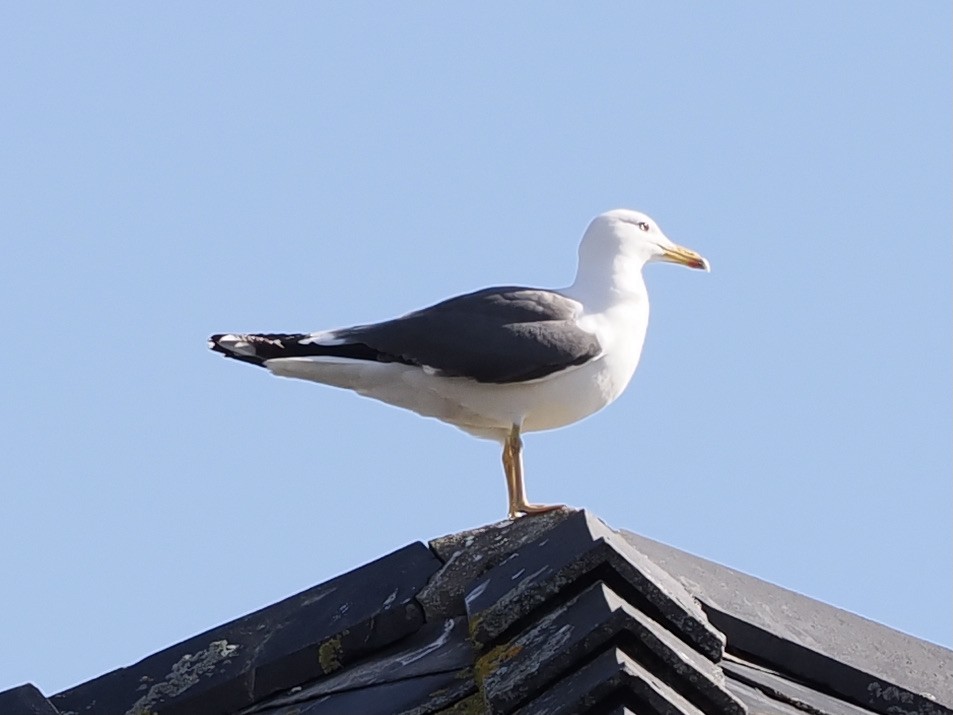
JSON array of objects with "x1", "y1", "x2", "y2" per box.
[{"x1": 661, "y1": 244, "x2": 710, "y2": 271}]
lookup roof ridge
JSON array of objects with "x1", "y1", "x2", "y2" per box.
[{"x1": 2, "y1": 509, "x2": 949, "y2": 715}]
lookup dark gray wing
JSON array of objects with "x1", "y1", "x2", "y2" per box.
[
  {"x1": 209, "y1": 287, "x2": 602, "y2": 383},
  {"x1": 334, "y1": 286, "x2": 602, "y2": 384}
]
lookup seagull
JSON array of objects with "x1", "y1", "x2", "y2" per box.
[{"x1": 209, "y1": 209, "x2": 708, "y2": 518}]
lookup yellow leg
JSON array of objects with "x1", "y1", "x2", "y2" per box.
[{"x1": 502, "y1": 424, "x2": 564, "y2": 519}]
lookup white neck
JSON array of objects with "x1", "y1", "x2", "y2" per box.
[{"x1": 565, "y1": 222, "x2": 651, "y2": 311}]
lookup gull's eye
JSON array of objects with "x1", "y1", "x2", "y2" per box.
[{"x1": 637, "y1": 221, "x2": 650, "y2": 232}]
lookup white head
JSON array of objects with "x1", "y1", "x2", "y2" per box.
[{"x1": 572, "y1": 209, "x2": 709, "y2": 298}]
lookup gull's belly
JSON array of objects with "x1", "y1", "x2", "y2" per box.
[
  {"x1": 267, "y1": 353, "x2": 636, "y2": 441},
  {"x1": 404, "y1": 368, "x2": 610, "y2": 439},
  {"x1": 517, "y1": 356, "x2": 623, "y2": 432},
  {"x1": 420, "y1": 344, "x2": 642, "y2": 438},
  {"x1": 436, "y1": 305, "x2": 648, "y2": 437}
]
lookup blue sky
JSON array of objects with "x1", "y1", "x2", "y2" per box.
[{"x1": 1, "y1": 3, "x2": 949, "y2": 695}]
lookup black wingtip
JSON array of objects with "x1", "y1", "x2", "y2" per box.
[
  {"x1": 208, "y1": 333, "x2": 234, "y2": 356},
  {"x1": 207, "y1": 333, "x2": 268, "y2": 367},
  {"x1": 208, "y1": 333, "x2": 225, "y2": 351}
]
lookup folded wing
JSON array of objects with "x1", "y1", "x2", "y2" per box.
[{"x1": 210, "y1": 286, "x2": 602, "y2": 384}]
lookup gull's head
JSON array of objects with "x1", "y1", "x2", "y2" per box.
[{"x1": 588, "y1": 209, "x2": 710, "y2": 272}]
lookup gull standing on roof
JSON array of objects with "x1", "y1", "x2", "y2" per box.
[{"x1": 210, "y1": 209, "x2": 709, "y2": 518}]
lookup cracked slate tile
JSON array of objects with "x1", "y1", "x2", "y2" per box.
[
  {"x1": 479, "y1": 581, "x2": 744, "y2": 715},
  {"x1": 420, "y1": 509, "x2": 574, "y2": 621},
  {"x1": 465, "y1": 510, "x2": 724, "y2": 661}
]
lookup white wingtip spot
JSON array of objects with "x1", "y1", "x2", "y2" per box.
[
  {"x1": 299, "y1": 331, "x2": 346, "y2": 347},
  {"x1": 216, "y1": 334, "x2": 257, "y2": 357}
]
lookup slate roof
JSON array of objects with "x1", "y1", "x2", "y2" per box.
[{"x1": 3, "y1": 509, "x2": 950, "y2": 715}]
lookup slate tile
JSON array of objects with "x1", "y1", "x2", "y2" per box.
[
  {"x1": 722, "y1": 656, "x2": 878, "y2": 715},
  {"x1": 707, "y1": 610, "x2": 951, "y2": 715},
  {"x1": 479, "y1": 581, "x2": 743, "y2": 715},
  {"x1": 465, "y1": 510, "x2": 724, "y2": 661},
  {"x1": 513, "y1": 648, "x2": 707, "y2": 715},
  {"x1": 244, "y1": 618, "x2": 474, "y2": 712},
  {"x1": 51, "y1": 542, "x2": 441, "y2": 715},
  {"x1": 252, "y1": 671, "x2": 474, "y2": 715},
  {"x1": 622, "y1": 531, "x2": 953, "y2": 715},
  {"x1": 429, "y1": 509, "x2": 574, "y2": 563},
  {"x1": 726, "y1": 678, "x2": 816, "y2": 715},
  {"x1": 0, "y1": 684, "x2": 60, "y2": 715},
  {"x1": 431, "y1": 692, "x2": 487, "y2": 714},
  {"x1": 420, "y1": 509, "x2": 573, "y2": 620}
]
